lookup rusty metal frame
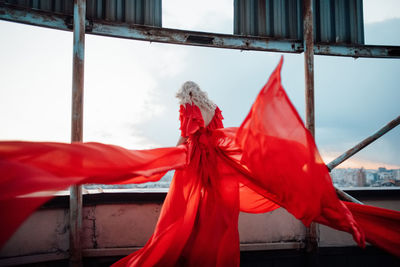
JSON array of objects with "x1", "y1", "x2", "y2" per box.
[
  {"x1": 1, "y1": 4, "x2": 400, "y2": 58},
  {"x1": 69, "y1": 0, "x2": 85, "y2": 266},
  {"x1": 1, "y1": 1, "x2": 399, "y2": 265},
  {"x1": 303, "y1": 0, "x2": 319, "y2": 258}
]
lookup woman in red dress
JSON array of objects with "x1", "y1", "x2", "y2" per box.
[
  {"x1": 112, "y1": 81, "x2": 243, "y2": 266},
  {"x1": 0, "y1": 58, "x2": 399, "y2": 266}
]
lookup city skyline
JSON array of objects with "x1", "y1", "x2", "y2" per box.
[{"x1": 84, "y1": 166, "x2": 400, "y2": 190}]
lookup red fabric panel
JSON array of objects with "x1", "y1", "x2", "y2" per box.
[
  {"x1": 0, "y1": 142, "x2": 187, "y2": 247},
  {"x1": 213, "y1": 127, "x2": 281, "y2": 214},
  {"x1": 235, "y1": 56, "x2": 365, "y2": 247},
  {"x1": 344, "y1": 201, "x2": 400, "y2": 257}
]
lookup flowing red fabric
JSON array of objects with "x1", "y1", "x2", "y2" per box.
[
  {"x1": 344, "y1": 202, "x2": 400, "y2": 257},
  {"x1": 235, "y1": 57, "x2": 366, "y2": 246},
  {"x1": 0, "y1": 142, "x2": 187, "y2": 248},
  {"x1": 0, "y1": 57, "x2": 399, "y2": 265}
]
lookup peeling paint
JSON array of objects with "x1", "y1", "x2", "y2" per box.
[{"x1": 0, "y1": 5, "x2": 399, "y2": 58}]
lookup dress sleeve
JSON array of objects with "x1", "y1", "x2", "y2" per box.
[
  {"x1": 214, "y1": 106, "x2": 224, "y2": 129},
  {"x1": 179, "y1": 103, "x2": 204, "y2": 137}
]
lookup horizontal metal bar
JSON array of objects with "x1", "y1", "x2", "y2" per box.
[
  {"x1": 90, "y1": 21, "x2": 303, "y2": 53},
  {"x1": 335, "y1": 187, "x2": 363, "y2": 204},
  {"x1": 327, "y1": 116, "x2": 400, "y2": 171},
  {"x1": 315, "y1": 43, "x2": 400, "y2": 59},
  {"x1": 1, "y1": 5, "x2": 400, "y2": 58},
  {"x1": 0, "y1": 3, "x2": 71, "y2": 30}
]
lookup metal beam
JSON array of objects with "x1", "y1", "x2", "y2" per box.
[
  {"x1": 314, "y1": 43, "x2": 400, "y2": 59},
  {"x1": 328, "y1": 116, "x2": 400, "y2": 205},
  {"x1": 90, "y1": 21, "x2": 302, "y2": 53},
  {"x1": 69, "y1": 0, "x2": 85, "y2": 266},
  {"x1": 0, "y1": 3, "x2": 72, "y2": 30},
  {"x1": 304, "y1": 0, "x2": 315, "y2": 137},
  {"x1": 303, "y1": 0, "x2": 319, "y2": 258},
  {"x1": 327, "y1": 116, "x2": 400, "y2": 171},
  {"x1": 335, "y1": 188, "x2": 363, "y2": 205},
  {"x1": 1, "y1": 5, "x2": 400, "y2": 58}
]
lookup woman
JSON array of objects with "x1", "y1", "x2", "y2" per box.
[
  {"x1": 0, "y1": 58, "x2": 399, "y2": 266},
  {"x1": 112, "y1": 80, "x2": 242, "y2": 266}
]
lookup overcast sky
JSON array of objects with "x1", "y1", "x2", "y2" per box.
[{"x1": 0, "y1": 0, "x2": 399, "y2": 169}]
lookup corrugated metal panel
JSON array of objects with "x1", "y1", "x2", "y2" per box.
[
  {"x1": 234, "y1": 0, "x2": 364, "y2": 44},
  {"x1": 234, "y1": 0, "x2": 303, "y2": 39},
  {"x1": 3, "y1": 0, "x2": 162, "y2": 27},
  {"x1": 314, "y1": 0, "x2": 364, "y2": 44}
]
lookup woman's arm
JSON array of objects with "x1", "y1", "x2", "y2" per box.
[{"x1": 176, "y1": 136, "x2": 188, "y2": 146}]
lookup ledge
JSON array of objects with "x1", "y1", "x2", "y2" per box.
[
  {"x1": 41, "y1": 187, "x2": 400, "y2": 209},
  {"x1": 80, "y1": 242, "x2": 305, "y2": 257},
  {"x1": 42, "y1": 189, "x2": 168, "y2": 209}
]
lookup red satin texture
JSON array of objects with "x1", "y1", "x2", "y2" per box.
[
  {"x1": 344, "y1": 201, "x2": 400, "y2": 258},
  {"x1": 0, "y1": 143, "x2": 187, "y2": 249},
  {"x1": 0, "y1": 57, "x2": 399, "y2": 266}
]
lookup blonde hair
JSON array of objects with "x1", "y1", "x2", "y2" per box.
[{"x1": 176, "y1": 81, "x2": 216, "y2": 112}]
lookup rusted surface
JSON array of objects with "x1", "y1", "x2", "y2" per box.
[
  {"x1": 1, "y1": 4, "x2": 400, "y2": 58},
  {"x1": 0, "y1": 2, "x2": 71, "y2": 29},
  {"x1": 304, "y1": 0, "x2": 315, "y2": 137},
  {"x1": 303, "y1": 0, "x2": 319, "y2": 258},
  {"x1": 70, "y1": 0, "x2": 85, "y2": 266},
  {"x1": 327, "y1": 116, "x2": 400, "y2": 171},
  {"x1": 70, "y1": 1, "x2": 85, "y2": 143},
  {"x1": 69, "y1": 185, "x2": 83, "y2": 266},
  {"x1": 315, "y1": 43, "x2": 400, "y2": 59},
  {"x1": 91, "y1": 21, "x2": 304, "y2": 53},
  {"x1": 1, "y1": 0, "x2": 161, "y2": 26}
]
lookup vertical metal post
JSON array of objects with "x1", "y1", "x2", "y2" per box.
[
  {"x1": 303, "y1": 0, "x2": 319, "y2": 260},
  {"x1": 70, "y1": 0, "x2": 85, "y2": 266},
  {"x1": 304, "y1": 0, "x2": 315, "y2": 136}
]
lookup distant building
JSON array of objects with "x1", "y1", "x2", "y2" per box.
[
  {"x1": 378, "y1": 167, "x2": 387, "y2": 172},
  {"x1": 331, "y1": 168, "x2": 400, "y2": 188},
  {"x1": 356, "y1": 168, "x2": 367, "y2": 187},
  {"x1": 393, "y1": 169, "x2": 400, "y2": 180},
  {"x1": 366, "y1": 172, "x2": 377, "y2": 185}
]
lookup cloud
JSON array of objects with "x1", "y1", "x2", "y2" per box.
[
  {"x1": 320, "y1": 150, "x2": 400, "y2": 170},
  {"x1": 363, "y1": 0, "x2": 400, "y2": 24},
  {"x1": 0, "y1": 3, "x2": 399, "y2": 168},
  {"x1": 83, "y1": 35, "x2": 189, "y2": 148},
  {"x1": 312, "y1": 18, "x2": 400, "y2": 167},
  {"x1": 163, "y1": 0, "x2": 233, "y2": 33},
  {"x1": 364, "y1": 18, "x2": 400, "y2": 46},
  {"x1": 0, "y1": 21, "x2": 72, "y2": 142}
]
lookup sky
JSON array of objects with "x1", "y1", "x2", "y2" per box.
[{"x1": 0, "y1": 0, "x2": 399, "y2": 170}]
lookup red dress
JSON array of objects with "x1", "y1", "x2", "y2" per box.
[
  {"x1": 0, "y1": 57, "x2": 399, "y2": 264},
  {"x1": 112, "y1": 104, "x2": 244, "y2": 267}
]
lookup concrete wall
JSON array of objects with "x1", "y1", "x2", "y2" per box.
[
  {"x1": 0, "y1": 191, "x2": 399, "y2": 265},
  {"x1": 0, "y1": 204, "x2": 304, "y2": 259}
]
